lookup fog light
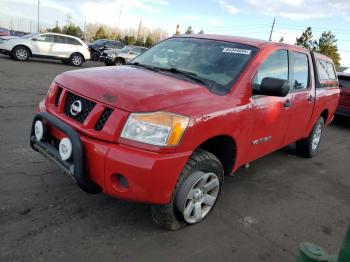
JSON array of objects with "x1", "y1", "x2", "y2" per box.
[
  {"x1": 59, "y1": 137, "x2": 72, "y2": 161},
  {"x1": 34, "y1": 120, "x2": 44, "y2": 141}
]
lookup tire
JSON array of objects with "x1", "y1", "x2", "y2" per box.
[
  {"x1": 115, "y1": 58, "x2": 125, "y2": 65},
  {"x1": 296, "y1": 117, "x2": 324, "y2": 158},
  {"x1": 91, "y1": 52, "x2": 100, "y2": 61},
  {"x1": 12, "y1": 46, "x2": 30, "y2": 61},
  {"x1": 151, "y1": 149, "x2": 224, "y2": 230},
  {"x1": 69, "y1": 53, "x2": 84, "y2": 67}
]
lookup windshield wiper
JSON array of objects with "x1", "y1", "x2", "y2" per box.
[
  {"x1": 127, "y1": 62, "x2": 159, "y2": 72},
  {"x1": 156, "y1": 67, "x2": 214, "y2": 89}
]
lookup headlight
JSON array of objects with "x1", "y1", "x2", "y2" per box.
[
  {"x1": 121, "y1": 112, "x2": 189, "y2": 146},
  {"x1": 108, "y1": 54, "x2": 116, "y2": 58}
]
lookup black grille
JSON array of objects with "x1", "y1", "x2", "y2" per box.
[
  {"x1": 64, "y1": 92, "x2": 96, "y2": 123},
  {"x1": 54, "y1": 87, "x2": 63, "y2": 107},
  {"x1": 95, "y1": 108, "x2": 113, "y2": 131}
]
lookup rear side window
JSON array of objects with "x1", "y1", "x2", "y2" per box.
[
  {"x1": 253, "y1": 50, "x2": 289, "y2": 91},
  {"x1": 291, "y1": 52, "x2": 309, "y2": 90},
  {"x1": 67, "y1": 37, "x2": 82, "y2": 46},
  {"x1": 338, "y1": 76, "x2": 350, "y2": 88},
  {"x1": 316, "y1": 59, "x2": 336, "y2": 80}
]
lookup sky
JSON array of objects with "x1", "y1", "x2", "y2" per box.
[{"x1": 1, "y1": 0, "x2": 350, "y2": 66}]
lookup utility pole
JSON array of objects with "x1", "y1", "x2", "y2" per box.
[
  {"x1": 116, "y1": 5, "x2": 123, "y2": 33},
  {"x1": 37, "y1": 0, "x2": 40, "y2": 32},
  {"x1": 136, "y1": 19, "x2": 142, "y2": 40},
  {"x1": 268, "y1": 17, "x2": 275, "y2": 41}
]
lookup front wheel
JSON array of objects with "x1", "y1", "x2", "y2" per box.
[
  {"x1": 69, "y1": 53, "x2": 84, "y2": 67},
  {"x1": 13, "y1": 46, "x2": 30, "y2": 61},
  {"x1": 115, "y1": 58, "x2": 125, "y2": 65},
  {"x1": 296, "y1": 117, "x2": 324, "y2": 158},
  {"x1": 151, "y1": 149, "x2": 224, "y2": 230}
]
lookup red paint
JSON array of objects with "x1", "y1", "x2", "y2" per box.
[{"x1": 36, "y1": 35, "x2": 340, "y2": 204}]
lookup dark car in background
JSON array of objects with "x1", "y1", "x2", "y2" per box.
[
  {"x1": 336, "y1": 72, "x2": 350, "y2": 116},
  {"x1": 88, "y1": 39, "x2": 124, "y2": 61},
  {"x1": 104, "y1": 45, "x2": 148, "y2": 66},
  {"x1": 0, "y1": 27, "x2": 10, "y2": 36}
]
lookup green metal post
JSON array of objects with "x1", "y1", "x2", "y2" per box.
[{"x1": 337, "y1": 226, "x2": 350, "y2": 262}]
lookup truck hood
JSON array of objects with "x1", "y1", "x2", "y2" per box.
[{"x1": 55, "y1": 66, "x2": 212, "y2": 112}]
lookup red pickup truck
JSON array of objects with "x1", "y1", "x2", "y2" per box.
[
  {"x1": 336, "y1": 72, "x2": 350, "y2": 116},
  {"x1": 30, "y1": 35, "x2": 340, "y2": 230}
]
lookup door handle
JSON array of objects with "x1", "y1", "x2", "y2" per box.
[
  {"x1": 308, "y1": 95, "x2": 314, "y2": 102},
  {"x1": 284, "y1": 99, "x2": 292, "y2": 108}
]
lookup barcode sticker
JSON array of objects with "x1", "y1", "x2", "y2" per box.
[{"x1": 222, "y1": 47, "x2": 252, "y2": 55}]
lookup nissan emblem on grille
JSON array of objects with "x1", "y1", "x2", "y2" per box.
[{"x1": 70, "y1": 100, "x2": 82, "y2": 116}]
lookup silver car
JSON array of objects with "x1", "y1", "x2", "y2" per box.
[{"x1": 104, "y1": 45, "x2": 148, "y2": 66}]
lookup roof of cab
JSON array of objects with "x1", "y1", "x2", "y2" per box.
[{"x1": 177, "y1": 34, "x2": 308, "y2": 51}]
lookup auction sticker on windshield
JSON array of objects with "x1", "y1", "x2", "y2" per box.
[{"x1": 222, "y1": 47, "x2": 252, "y2": 55}]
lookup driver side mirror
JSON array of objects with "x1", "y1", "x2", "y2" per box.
[{"x1": 259, "y1": 77, "x2": 290, "y2": 97}]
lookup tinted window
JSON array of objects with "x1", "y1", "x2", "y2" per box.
[
  {"x1": 67, "y1": 37, "x2": 81, "y2": 45},
  {"x1": 292, "y1": 52, "x2": 309, "y2": 90},
  {"x1": 133, "y1": 38, "x2": 258, "y2": 93},
  {"x1": 338, "y1": 76, "x2": 350, "y2": 88},
  {"x1": 44, "y1": 34, "x2": 55, "y2": 42},
  {"x1": 317, "y1": 59, "x2": 336, "y2": 80},
  {"x1": 253, "y1": 50, "x2": 289, "y2": 91}
]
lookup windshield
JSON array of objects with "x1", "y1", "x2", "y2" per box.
[
  {"x1": 22, "y1": 33, "x2": 40, "y2": 39},
  {"x1": 121, "y1": 46, "x2": 132, "y2": 53},
  {"x1": 90, "y1": 39, "x2": 107, "y2": 46},
  {"x1": 132, "y1": 37, "x2": 258, "y2": 94}
]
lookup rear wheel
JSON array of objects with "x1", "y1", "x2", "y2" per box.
[
  {"x1": 296, "y1": 117, "x2": 324, "y2": 158},
  {"x1": 151, "y1": 149, "x2": 224, "y2": 230},
  {"x1": 91, "y1": 52, "x2": 100, "y2": 61},
  {"x1": 13, "y1": 46, "x2": 30, "y2": 61},
  {"x1": 69, "y1": 53, "x2": 84, "y2": 67}
]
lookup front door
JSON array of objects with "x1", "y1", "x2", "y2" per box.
[{"x1": 248, "y1": 49, "x2": 293, "y2": 161}]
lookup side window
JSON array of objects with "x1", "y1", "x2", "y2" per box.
[
  {"x1": 44, "y1": 34, "x2": 55, "y2": 43},
  {"x1": 253, "y1": 50, "x2": 289, "y2": 91},
  {"x1": 291, "y1": 52, "x2": 309, "y2": 90},
  {"x1": 317, "y1": 59, "x2": 336, "y2": 81},
  {"x1": 67, "y1": 38, "x2": 82, "y2": 46},
  {"x1": 131, "y1": 47, "x2": 142, "y2": 55},
  {"x1": 338, "y1": 76, "x2": 350, "y2": 88}
]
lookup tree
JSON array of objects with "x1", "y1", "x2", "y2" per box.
[
  {"x1": 295, "y1": 27, "x2": 316, "y2": 50},
  {"x1": 144, "y1": 36, "x2": 154, "y2": 47},
  {"x1": 185, "y1": 26, "x2": 194, "y2": 34},
  {"x1": 127, "y1": 36, "x2": 136, "y2": 45},
  {"x1": 316, "y1": 31, "x2": 341, "y2": 69},
  {"x1": 198, "y1": 29, "x2": 204, "y2": 34},
  {"x1": 62, "y1": 24, "x2": 83, "y2": 38},
  {"x1": 93, "y1": 26, "x2": 108, "y2": 40},
  {"x1": 48, "y1": 21, "x2": 62, "y2": 33},
  {"x1": 295, "y1": 27, "x2": 341, "y2": 70},
  {"x1": 135, "y1": 36, "x2": 145, "y2": 46}
]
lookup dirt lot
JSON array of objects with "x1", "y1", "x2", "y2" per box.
[{"x1": 0, "y1": 55, "x2": 349, "y2": 262}]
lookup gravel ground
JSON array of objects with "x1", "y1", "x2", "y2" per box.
[{"x1": 0, "y1": 55, "x2": 349, "y2": 262}]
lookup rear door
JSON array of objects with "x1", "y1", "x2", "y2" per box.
[
  {"x1": 248, "y1": 49, "x2": 293, "y2": 160},
  {"x1": 283, "y1": 51, "x2": 314, "y2": 143}
]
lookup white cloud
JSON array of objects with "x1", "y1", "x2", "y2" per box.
[{"x1": 218, "y1": 0, "x2": 239, "y2": 14}]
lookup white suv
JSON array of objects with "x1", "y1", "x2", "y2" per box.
[{"x1": 0, "y1": 32, "x2": 90, "y2": 66}]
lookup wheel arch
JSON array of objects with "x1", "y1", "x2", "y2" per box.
[
  {"x1": 12, "y1": 44, "x2": 32, "y2": 57},
  {"x1": 70, "y1": 52, "x2": 85, "y2": 62},
  {"x1": 320, "y1": 109, "x2": 329, "y2": 124},
  {"x1": 196, "y1": 135, "x2": 237, "y2": 176}
]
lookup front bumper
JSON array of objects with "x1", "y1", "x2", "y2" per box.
[
  {"x1": 335, "y1": 107, "x2": 350, "y2": 117},
  {"x1": 30, "y1": 112, "x2": 191, "y2": 204}
]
